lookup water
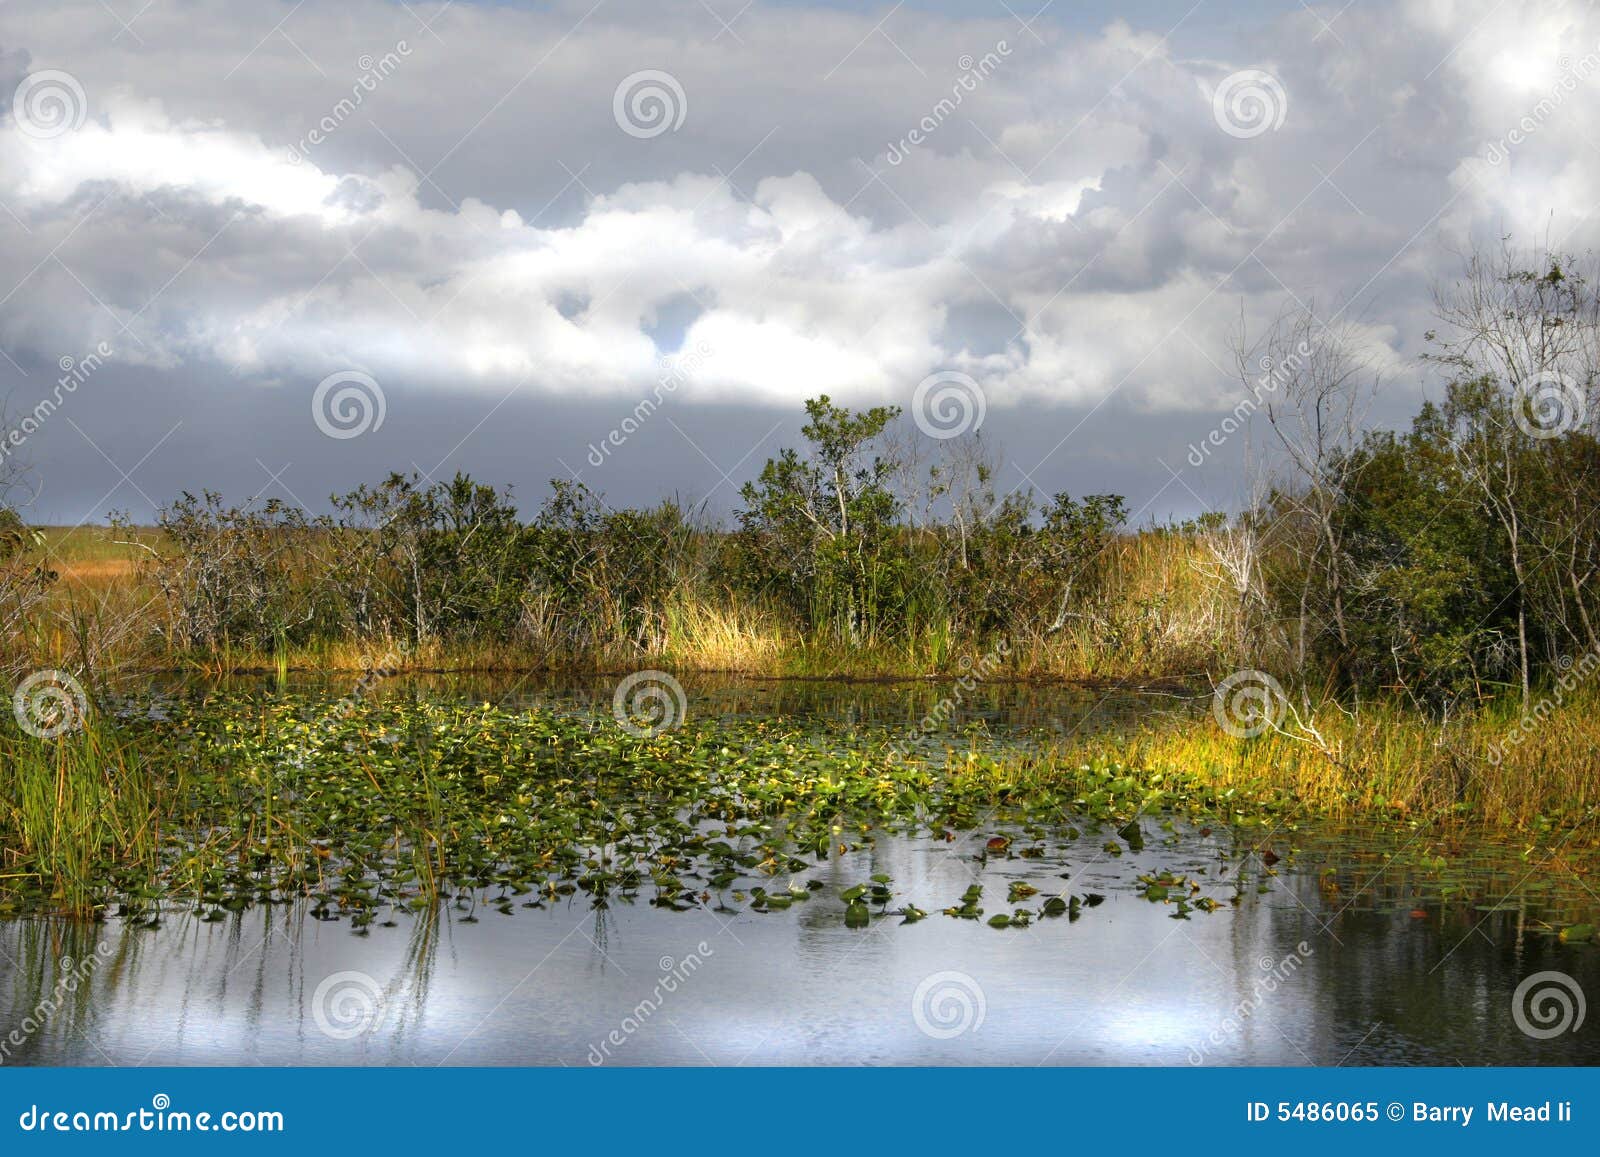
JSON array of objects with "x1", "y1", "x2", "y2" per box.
[{"x1": 5, "y1": 677, "x2": 1598, "y2": 1066}]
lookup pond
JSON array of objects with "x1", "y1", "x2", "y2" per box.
[{"x1": 2, "y1": 675, "x2": 1597, "y2": 1066}]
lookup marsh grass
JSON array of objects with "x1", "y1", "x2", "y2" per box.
[
  {"x1": 19, "y1": 524, "x2": 1255, "y2": 680},
  {"x1": 1052, "y1": 688, "x2": 1600, "y2": 832},
  {"x1": 2, "y1": 684, "x2": 1597, "y2": 922},
  {"x1": 6, "y1": 524, "x2": 1598, "y2": 924},
  {"x1": 0, "y1": 721, "x2": 159, "y2": 913}
]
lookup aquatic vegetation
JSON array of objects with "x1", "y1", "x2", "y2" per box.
[
  {"x1": 0, "y1": 689, "x2": 1595, "y2": 944},
  {"x1": 0, "y1": 721, "x2": 158, "y2": 914},
  {"x1": 0, "y1": 692, "x2": 1211, "y2": 920}
]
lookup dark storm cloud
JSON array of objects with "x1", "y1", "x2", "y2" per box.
[{"x1": 0, "y1": 0, "x2": 1595, "y2": 523}]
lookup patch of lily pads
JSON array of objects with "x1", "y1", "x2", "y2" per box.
[
  {"x1": 1, "y1": 691, "x2": 1279, "y2": 925},
  {"x1": 2, "y1": 691, "x2": 1595, "y2": 945}
]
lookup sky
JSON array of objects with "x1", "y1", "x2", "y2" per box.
[{"x1": 0, "y1": 0, "x2": 1594, "y2": 526}]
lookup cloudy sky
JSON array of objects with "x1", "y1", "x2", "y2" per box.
[{"x1": 0, "y1": 0, "x2": 1592, "y2": 525}]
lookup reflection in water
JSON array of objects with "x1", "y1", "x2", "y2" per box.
[
  {"x1": 3, "y1": 825, "x2": 1597, "y2": 1066},
  {"x1": 117, "y1": 669, "x2": 1202, "y2": 745},
  {"x1": 14, "y1": 677, "x2": 1600, "y2": 1066}
]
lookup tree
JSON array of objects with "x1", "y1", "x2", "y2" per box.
[
  {"x1": 330, "y1": 472, "x2": 530, "y2": 646},
  {"x1": 1237, "y1": 307, "x2": 1376, "y2": 676},
  {"x1": 1425, "y1": 245, "x2": 1600, "y2": 703},
  {"x1": 735, "y1": 395, "x2": 904, "y2": 641}
]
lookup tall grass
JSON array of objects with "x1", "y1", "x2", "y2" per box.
[
  {"x1": 1049, "y1": 688, "x2": 1600, "y2": 832},
  {"x1": 17, "y1": 523, "x2": 1262, "y2": 680},
  {"x1": 0, "y1": 723, "x2": 159, "y2": 913},
  {"x1": 14, "y1": 522, "x2": 1596, "y2": 837}
]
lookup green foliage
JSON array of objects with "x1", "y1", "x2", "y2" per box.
[
  {"x1": 0, "y1": 506, "x2": 42, "y2": 560},
  {"x1": 115, "y1": 395, "x2": 1144, "y2": 667},
  {"x1": 525, "y1": 479, "x2": 692, "y2": 651},
  {"x1": 0, "y1": 691, "x2": 1274, "y2": 918},
  {"x1": 0, "y1": 506, "x2": 53, "y2": 682},
  {"x1": 107, "y1": 355, "x2": 1597, "y2": 708},
  {"x1": 734, "y1": 395, "x2": 907, "y2": 641},
  {"x1": 331, "y1": 472, "x2": 532, "y2": 643},
  {"x1": 133, "y1": 491, "x2": 322, "y2": 649},
  {"x1": 731, "y1": 395, "x2": 1129, "y2": 647},
  {"x1": 1291, "y1": 371, "x2": 1600, "y2": 700}
]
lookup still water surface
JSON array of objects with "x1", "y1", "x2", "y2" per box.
[{"x1": 3, "y1": 676, "x2": 1597, "y2": 1066}]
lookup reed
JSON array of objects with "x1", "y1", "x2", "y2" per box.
[
  {"x1": 17, "y1": 523, "x2": 1256, "y2": 681},
  {"x1": 1049, "y1": 687, "x2": 1600, "y2": 832},
  {"x1": 14, "y1": 520, "x2": 1600, "y2": 838},
  {"x1": 0, "y1": 721, "x2": 159, "y2": 913}
]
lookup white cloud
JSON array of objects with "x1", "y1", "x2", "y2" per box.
[{"x1": 0, "y1": 0, "x2": 1598, "y2": 424}]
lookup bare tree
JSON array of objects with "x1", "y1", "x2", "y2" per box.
[
  {"x1": 1234, "y1": 306, "x2": 1378, "y2": 673},
  {"x1": 1426, "y1": 242, "x2": 1600, "y2": 703}
]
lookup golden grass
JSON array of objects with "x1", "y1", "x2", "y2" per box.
[
  {"x1": 20, "y1": 523, "x2": 1258, "y2": 679},
  {"x1": 1051, "y1": 690, "x2": 1600, "y2": 834},
  {"x1": 657, "y1": 594, "x2": 791, "y2": 672},
  {"x1": 14, "y1": 525, "x2": 1600, "y2": 840}
]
